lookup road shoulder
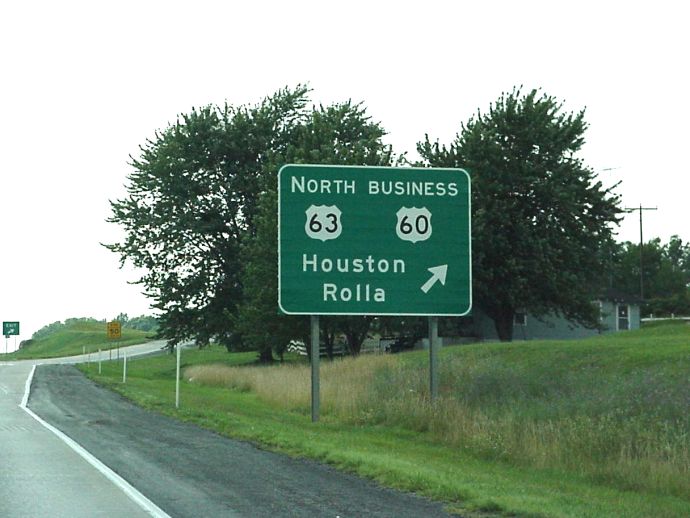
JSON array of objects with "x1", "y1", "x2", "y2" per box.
[{"x1": 28, "y1": 364, "x2": 452, "y2": 518}]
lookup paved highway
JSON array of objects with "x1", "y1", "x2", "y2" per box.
[
  {"x1": 0, "y1": 341, "x2": 167, "y2": 517},
  {"x1": 1, "y1": 341, "x2": 452, "y2": 517}
]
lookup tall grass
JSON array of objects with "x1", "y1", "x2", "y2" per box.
[
  {"x1": 185, "y1": 325, "x2": 690, "y2": 500},
  {"x1": 186, "y1": 354, "x2": 396, "y2": 417},
  {"x1": 368, "y1": 355, "x2": 690, "y2": 499}
]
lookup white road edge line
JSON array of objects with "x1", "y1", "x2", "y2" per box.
[{"x1": 20, "y1": 364, "x2": 171, "y2": 518}]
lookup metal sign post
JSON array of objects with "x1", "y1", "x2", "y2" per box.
[
  {"x1": 429, "y1": 317, "x2": 439, "y2": 400},
  {"x1": 278, "y1": 165, "x2": 471, "y2": 415},
  {"x1": 107, "y1": 321, "x2": 122, "y2": 361},
  {"x1": 3, "y1": 322, "x2": 20, "y2": 355},
  {"x1": 310, "y1": 316, "x2": 320, "y2": 422}
]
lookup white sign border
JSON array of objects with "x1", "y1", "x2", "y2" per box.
[{"x1": 277, "y1": 164, "x2": 472, "y2": 316}]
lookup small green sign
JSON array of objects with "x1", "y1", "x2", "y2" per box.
[
  {"x1": 278, "y1": 164, "x2": 471, "y2": 316},
  {"x1": 3, "y1": 321, "x2": 20, "y2": 336}
]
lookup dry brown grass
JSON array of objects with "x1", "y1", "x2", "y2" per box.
[{"x1": 185, "y1": 354, "x2": 396, "y2": 417}]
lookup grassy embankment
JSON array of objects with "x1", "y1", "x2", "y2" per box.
[
  {"x1": 6, "y1": 320, "x2": 151, "y2": 359},
  {"x1": 80, "y1": 322, "x2": 690, "y2": 517}
]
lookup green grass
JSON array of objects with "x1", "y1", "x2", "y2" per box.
[
  {"x1": 375, "y1": 323, "x2": 690, "y2": 502},
  {"x1": 7, "y1": 320, "x2": 152, "y2": 359},
  {"x1": 79, "y1": 325, "x2": 690, "y2": 517}
]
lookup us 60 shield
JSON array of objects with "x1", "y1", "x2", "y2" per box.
[{"x1": 396, "y1": 207, "x2": 432, "y2": 243}]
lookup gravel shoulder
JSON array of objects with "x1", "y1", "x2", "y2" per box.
[{"x1": 28, "y1": 364, "x2": 453, "y2": 518}]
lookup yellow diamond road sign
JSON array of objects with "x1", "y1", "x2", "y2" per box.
[{"x1": 107, "y1": 321, "x2": 122, "y2": 339}]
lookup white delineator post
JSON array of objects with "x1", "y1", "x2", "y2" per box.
[
  {"x1": 175, "y1": 344, "x2": 181, "y2": 409},
  {"x1": 122, "y1": 354, "x2": 127, "y2": 383}
]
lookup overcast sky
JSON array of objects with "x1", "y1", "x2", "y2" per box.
[{"x1": 1, "y1": 1, "x2": 687, "y2": 343}]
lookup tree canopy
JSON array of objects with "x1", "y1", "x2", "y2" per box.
[
  {"x1": 106, "y1": 86, "x2": 311, "y2": 348},
  {"x1": 610, "y1": 236, "x2": 690, "y2": 316},
  {"x1": 107, "y1": 87, "x2": 392, "y2": 358},
  {"x1": 418, "y1": 88, "x2": 622, "y2": 340},
  {"x1": 109, "y1": 85, "x2": 666, "y2": 350},
  {"x1": 235, "y1": 101, "x2": 393, "y2": 360}
]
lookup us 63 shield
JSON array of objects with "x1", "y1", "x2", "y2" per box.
[{"x1": 305, "y1": 204, "x2": 342, "y2": 241}]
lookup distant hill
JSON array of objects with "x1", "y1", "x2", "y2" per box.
[{"x1": 9, "y1": 319, "x2": 152, "y2": 360}]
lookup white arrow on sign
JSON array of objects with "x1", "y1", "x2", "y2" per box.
[{"x1": 420, "y1": 264, "x2": 448, "y2": 293}]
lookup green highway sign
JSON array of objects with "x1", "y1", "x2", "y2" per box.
[
  {"x1": 3, "y1": 321, "x2": 20, "y2": 336},
  {"x1": 278, "y1": 164, "x2": 471, "y2": 316}
]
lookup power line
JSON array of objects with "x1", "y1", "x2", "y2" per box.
[{"x1": 624, "y1": 204, "x2": 658, "y2": 300}]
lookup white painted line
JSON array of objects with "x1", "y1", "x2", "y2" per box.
[
  {"x1": 20, "y1": 364, "x2": 36, "y2": 407},
  {"x1": 20, "y1": 365, "x2": 170, "y2": 518}
]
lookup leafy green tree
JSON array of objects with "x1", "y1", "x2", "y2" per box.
[
  {"x1": 419, "y1": 88, "x2": 621, "y2": 340},
  {"x1": 231, "y1": 187, "x2": 310, "y2": 361},
  {"x1": 611, "y1": 239, "x2": 663, "y2": 298},
  {"x1": 114, "y1": 313, "x2": 129, "y2": 325},
  {"x1": 236, "y1": 100, "x2": 393, "y2": 360},
  {"x1": 337, "y1": 316, "x2": 376, "y2": 356},
  {"x1": 125, "y1": 315, "x2": 159, "y2": 333},
  {"x1": 106, "y1": 87, "x2": 310, "y2": 349},
  {"x1": 664, "y1": 235, "x2": 690, "y2": 285},
  {"x1": 611, "y1": 236, "x2": 690, "y2": 316}
]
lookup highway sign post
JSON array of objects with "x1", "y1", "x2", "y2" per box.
[
  {"x1": 278, "y1": 164, "x2": 471, "y2": 419},
  {"x1": 107, "y1": 321, "x2": 122, "y2": 360},
  {"x1": 3, "y1": 322, "x2": 20, "y2": 354}
]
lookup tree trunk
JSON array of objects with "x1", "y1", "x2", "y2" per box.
[
  {"x1": 258, "y1": 347, "x2": 273, "y2": 363},
  {"x1": 325, "y1": 330, "x2": 335, "y2": 359},
  {"x1": 321, "y1": 319, "x2": 335, "y2": 360},
  {"x1": 493, "y1": 310, "x2": 514, "y2": 341},
  {"x1": 340, "y1": 316, "x2": 373, "y2": 356},
  {"x1": 345, "y1": 332, "x2": 362, "y2": 355}
]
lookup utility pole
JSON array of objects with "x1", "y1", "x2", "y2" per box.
[{"x1": 625, "y1": 204, "x2": 658, "y2": 300}]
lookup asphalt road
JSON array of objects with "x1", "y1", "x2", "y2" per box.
[
  {"x1": 36, "y1": 340, "x2": 176, "y2": 365},
  {"x1": 26, "y1": 364, "x2": 453, "y2": 517},
  {"x1": 0, "y1": 356, "x2": 161, "y2": 517}
]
